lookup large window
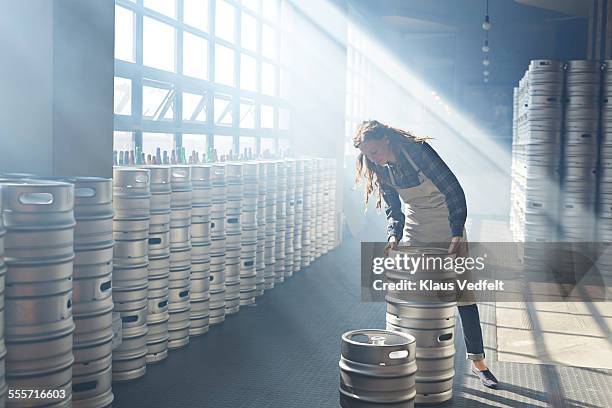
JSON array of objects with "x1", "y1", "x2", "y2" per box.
[{"x1": 114, "y1": 0, "x2": 290, "y2": 162}]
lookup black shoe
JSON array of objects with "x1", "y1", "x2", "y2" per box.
[{"x1": 472, "y1": 367, "x2": 499, "y2": 389}]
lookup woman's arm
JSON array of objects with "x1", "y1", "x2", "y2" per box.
[
  {"x1": 416, "y1": 142, "x2": 467, "y2": 237},
  {"x1": 380, "y1": 182, "x2": 405, "y2": 241}
]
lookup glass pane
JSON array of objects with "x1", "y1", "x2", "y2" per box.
[
  {"x1": 242, "y1": 0, "x2": 260, "y2": 13},
  {"x1": 215, "y1": 0, "x2": 235, "y2": 43},
  {"x1": 239, "y1": 137, "x2": 256, "y2": 157},
  {"x1": 261, "y1": 137, "x2": 276, "y2": 155},
  {"x1": 182, "y1": 134, "x2": 208, "y2": 161},
  {"x1": 239, "y1": 99, "x2": 255, "y2": 128},
  {"x1": 261, "y1": 62, "x2": 276, "y2": 95},
  {"x1": 278, "y1": 138, "x2": 290, "y2": 154},
  {"x1": 114, "y1": 77, "x2": 132, "y2": 115},
  {"x1": 240, "y1": 54, "x2": 257, "y2": 91},
  {"x1": 262, "y1": 0, "x2": 278, "y2": 22},
  {"x1": 261, "y1": 24, "x2": 277, "y2": 60},
  {"x1": 183, "y1": 91, "x2": 207, "y2": 121},
  {"x1": 115, "y1": 6, "x2": 135, "y2": 62},
  {"x1": 279, "y1": 108, "x2": 290, "y2": 130},
  {"x1": 183, "y1": 32, "x2": 208, "y2": 79},
  {"x1": 184, "y1": 0, "x2": 209, "y2": 31},
  {"x1": 142, "y1": 133, "x2": 175, "y2": 157},
  {"x1": 214, "y1": 135, "x2": 235, "y2": 157},
  {"x1": 144, "y1": 0, "x2": 176, "y2": 18},
  {"x1": 143, "y1": 17, "x2": 176, "y2": 72},
  {"x1": 143, "y1": 84, "x2": 175, "y2": 120},
  {"x1": 214, "y1": 95, "x2": 234, "y2": 126},
  {"x1": 261, "y1": 104, "x2": 274, "y2": 128},
  {"x1": 113, "y1": 131, "x2": 134, "y2": 152},
  {"x1": 280, "y1": 68, "x2": 290, "y2": 99},
  {"x1": 214, "y1": 44, "x2": 235, "y2": 86},
  {"x1": 241, "y1": 12, "x2": 257, "y2": 52}
]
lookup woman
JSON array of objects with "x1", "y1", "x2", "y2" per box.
[{"x1": 354, "y1": 120, "x2": 499, "y2": 389}]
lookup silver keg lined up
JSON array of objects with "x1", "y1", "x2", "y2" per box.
[
  {"x1": 190, "y1": 165, "x2": 212, "y2": 336},
  {"x1": 0, "y1": 192, "x2": 7, "y2": 407},
  {"x1": 274, "y1": 161, "x2": 288, "y2": 284},
  {"x1": 142, "y1": 166, "x2": 171, "y2": 363},
  {"x1": 168, "y1": 166, "x2": 192, "y2": 350},
  {"x1": 263, "y1": 161, "x2": 277, "y2": 290},
  {"x1": 224, "y1": 163, "x2": 243, "y2": 315},
  {"x1": 112, "y1": 168, "x2": 151, "y2": 382},
  {"x1": 1, "y1": 180, "x2": 76, "y2": 407},
  {"x1": 339, "y1": 329, "x2": 417, "y2": 408},
  {"x1": 284, "y1": 160, "x2": 296, "y2": 278},
  {"x1": 68, "y1": 178, "x2": 114, "y2": 408},
  {"x1": 209, "y1": 164, "x2": 227, "y2": 325},
  {"x1": 292, "y1": 160, "x2": 305, "y2": 273},
  {"x1": 255, "y1": 162, "x2": 267, "y2": 296},
  {"x1": 301, "y1": 159, "x2": 315, "y2": 267},
  {"x1": 239, "y1": 163, "x2": 258, "y2": 306}
]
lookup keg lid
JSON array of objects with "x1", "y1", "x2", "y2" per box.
[{"x1": 341, "y1": 329, "x2": 415, "y2": 364}]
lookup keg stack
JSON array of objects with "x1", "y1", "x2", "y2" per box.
[
  {"x1": 112, "y1": 167, "x2": 151, "y2": 382},
  {"x1": 190, "y1": 165, "x2": 212, "y2": 336},
  {"x1": 143, "y1": 166, "x2": 171, "y2": 363},
  {"x1": 239, "y1": 162, "x2": 258, "y2": 306},
  {"x1": 224, "y1": 163, "x2": 243, "y2": 315},
  {"x1": 263, "y1": 161, "x2": 277, "y2": 290},
  {"x1": 313, "y1": 159, "x2": 325, "y2": 259},
  {"x1": 209, "y1": 164, "x2": 227, "y2": 325},
  {"x1": 167, "y1": 166, "x2": 192, "y2": 349},
  {"x1": 284, "y1": 159, "x2": 296, "y2": 279},
  {"x1": 599, "y1": 62, "x2": 612, "y2": 242},
  {"x1": 510, "y1": 87, "x2": 520, "y2": 238},
  {"x1": 254, "y1": 162, "x2": 267, "y2": 296},
  {"x1": 561, "y1": 60, "x2": 600, "y2": 242},
  {"x1": 292, "y1": 159, "x2": 305, "y2": 273},
  {"x1": 385, "y1": 247, "x2": 457, "y2": 405},
  {"x1": 512, "y1": 60, "x2": 564, "y2": 242},
  {"x1": 69, "y1": 178, "x2": 114, "y2": 408},
  {"x1": 274, "y1": 161, "x2": 288, "y2": 284},
  {"x1": 2, "y1": 180, "x2": 76, "y2": 406},
  {"x1": 301, "y1": 159, "x2": 315, "y2": 267},
  {"x1": 339, "y1": 329, "x2": 417, "y2": 408},
  {"x1": 0, "y1": 191, "x2": 6, "y2": 407},
  {"x1": 322, "y1": 159, "x2": 337, "y2": 253}
]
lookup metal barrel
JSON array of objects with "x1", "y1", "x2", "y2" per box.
[
  {"x1": 145, "y1": 264, "x2": 169, "y2": 363},
  {"x1": 283, "y1": 160, "x2": 296, "y2": 278},
  {"x1": 264, "y1": 161, "x2": 277, "y2": 290},
  {"x1": 274, "y1": 161, "x2": 288, "y2": 284},
  {"x1": 167, "y1": 277, "x2": 190, "y2": 349},
  {"x1": 189, "y1": 258, "x2": 210, "y2": 336},
  {"x1": 301, "y1": 159, "x2": 315, "y2": 266},
  {"x1": 225, "y1": 163, "x2": 242, "y2": 315},
  {"x1": 1, "y1": 180, "x2": 76, "y2": 406},
  {"x1": 339, "y1": 329, "x2": 417, "y2": 408},
  {"x1": 62, "y1": 177, "x2": 114, "y2": 408},
  {"x1": 239, "y1": 162, "x2": 258, "y2": 306},
  {"x1": 112, "y1": 167, "x2": 150, "y2": 382},
  {"x1": 224, "y1": 251, "x2": 241, "y2": 315},
  {"x1": 209, "y1": 249, "x2": 226, "y2": 325},
  {"x1": 293, "y1": 159, "x2": 305, "y2": 272},
  {"x1": 255, "y1": 162, "x2": 267, "y2": 296}
]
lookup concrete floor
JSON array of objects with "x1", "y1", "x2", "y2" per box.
[{"x1": 112, "y1": 233, "x2": 612, "y2": 407}]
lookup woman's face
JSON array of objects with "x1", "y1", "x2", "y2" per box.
[{"x1": 358, "y1": 136, "x2": 395, "y2": 166}]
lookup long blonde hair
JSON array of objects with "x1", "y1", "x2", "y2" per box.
[{"x1": 353, "y1": 120, "x2": 430, "y2": 210}]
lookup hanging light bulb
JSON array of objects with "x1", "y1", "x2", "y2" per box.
[
  {"x1": 482, "y1": 15, "x2": 491, "y2": 30},
  {"x1": 483, "y1": 70, "x2": 490, "y2": 76},
  {"x1": 482, "y1": 39, "x2": 490, "y2": 53},
  {"x1": 483, "y1": 56, "x2": 490, "y2": 66}
]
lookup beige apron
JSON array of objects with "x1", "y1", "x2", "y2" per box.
[{"x1": 387, "y1": 149, "x2": 475, "y2": 305}]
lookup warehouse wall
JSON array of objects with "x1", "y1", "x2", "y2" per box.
[{"x1": 0, "y1": 0, "x2": 114, "y2": 178}]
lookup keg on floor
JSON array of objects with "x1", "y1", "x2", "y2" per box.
[
  {"x1": 1, "y1": 180, "x2": 76, "y2": 407},
  {"x1": 67, "y1": 177, "x2": 114, "y2": 408},
  {"x1": 339, "y1": 329, "x2": 417, "y2": 408},
  {"x1": 384, "y1": 247, "x2": 456, "y2": 404},
  {"x1": 0, "y1": 191, "x2": 7, "y2": 406},
  {"x1": 255, "y1": 161, "x2": 267, "y2": 296},
  {"x1": 142, "y1": 166, "x2": 171, "y2": 363},
  {"x1": 224, "y1": 163, "x2": 243, "y2": 315},
  {"x1": 275, "y1": 161, "x2": 288, "y2": 284},
  {"x1": 112, "y1": 167, "x2": 151, "y2": 382},
  {"x1": 264, "y1": 161, "x2": 277, "y2": 290},
  {"x1": 240, "y1": 162, "x2": 258, "y2": 306},
  {"x1": 209, "y1": 248, "x2": 226, "y2": 325},
  {"x1": 189, "y1": 165, "x2": 212, "y2": 336},
  {"x1": 168, "y1": 166, "x2": 192, "y2": 348}
]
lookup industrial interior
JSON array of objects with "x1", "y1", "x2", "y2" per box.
[{"x1": 0, "y1": 0, "x2": 611, "y2": 407}]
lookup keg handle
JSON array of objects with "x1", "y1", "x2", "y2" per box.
[
  {"x1": 63, "y1": 295, "x2": 73, "y2": 319},
  {"x1": 132, "y1": 174, "x2": 149, "y2": 185},
  {"x1": 75, "y1": 187, "x2": 96, "y2": 198},
  {"x1": 179, "y1": 290, "x2": 189, "y2": 298},
  {"x1": 172, "y1": 169, "x2": 188, "y2": 179},
  {"x1": 18, "y1": 192, "x2": 54, "y2": 205},
  {"x1": 97, "y1": 280, "x2": 112, "y2": 298}
]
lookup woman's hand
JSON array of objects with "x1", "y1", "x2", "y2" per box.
[
  {"x1": 384, "y1": 236, "x2": 398, "y2": 256},
  {"x1": 448, "y1": 236, "x2": 462, "y2": 254}
]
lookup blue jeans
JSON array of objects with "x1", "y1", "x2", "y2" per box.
[{"x1": 457, "y1": 304, "x2": 485, "y2": 361}]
